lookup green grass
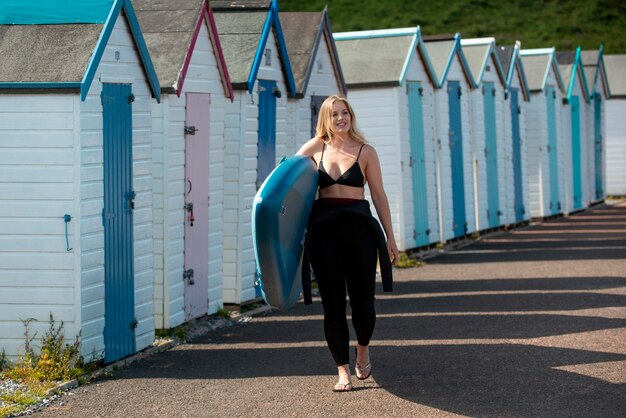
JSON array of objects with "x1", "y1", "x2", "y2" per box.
[{"x1": 279, "y1": 0, "x2": 626, "y2": 53}]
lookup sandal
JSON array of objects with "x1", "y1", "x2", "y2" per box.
[
  {"x1": 333, "y1": 381, "x2": 353, "y2": 392},
  {"x1": 355, "y1": 347, "x2": 372, "y2": 380}
]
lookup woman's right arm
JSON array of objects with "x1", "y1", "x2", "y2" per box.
[{"x1": 296, "y1": 138, "x2": 319, "y2": 158}]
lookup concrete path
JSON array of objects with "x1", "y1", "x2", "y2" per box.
[{"x1": 38, "y1": 202, "x2": 626, "y2": 417}]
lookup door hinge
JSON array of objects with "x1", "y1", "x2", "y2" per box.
[
  {"x1": 130, "y1": 319, "x2": 138, "y2": 330},
  {"x1": 127, "y1": 93, "x2": 135, "y2": 104},
  {"x1": 185, "y1": 126, "x2": 198, "y2": 135}
]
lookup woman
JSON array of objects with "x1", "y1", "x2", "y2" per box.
[{"x1": 297, "y1": 95, "x2": 399, "y2": 392}]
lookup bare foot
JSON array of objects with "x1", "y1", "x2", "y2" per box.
[
  {"x1": 355, "y1": 344, "x2": 371, "y2": 380},
  {"x1": 333, "y1": 364, "x2": 353, "y2": 392}
]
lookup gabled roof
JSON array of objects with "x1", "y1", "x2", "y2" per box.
[
  {"x1": 604, "y1": 54, "x2": 626, "y2": 98},
  {"x1": 460, "y1": 37, "x2": 506, "y2": 87},
  {"x1": 582, "y1": 46, "x2": 611, "y2": 98},
  {"x1": 519, "y1": 48, "x2": 566, "y2": 94},
  {"x1": 556, "y1": 47, "x2": 591, "y2": 103},
  {"x1": 423, "y1": 33, "x2": 476, "y2": 89},
  {"x1": 333, "y1": 26, "x2": 436, "y2": 89},
  {"x1": 212, "y1": 0, "x2": 296, "y2": 94},
  {"x1": 496, "y1": 42, "x2": 531, "y2": 101},
  {"x1": 135, "y1": 0, "x2": 233, "y2": 100},
  {"x1": 0, "y1": 0, "x2": 160, "y2": 102},
  {"x1": 280, "y1": 9, "x2": 346, "y2": 97}
]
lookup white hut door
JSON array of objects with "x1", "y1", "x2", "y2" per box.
[{"x1": 184, "y1": 93, "x2": 210, "y2": 319}]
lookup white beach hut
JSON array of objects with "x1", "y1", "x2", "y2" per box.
[
  {"x1": 520, "y1": 48, "x2": 567, "y2": 218},
  {"x1": 212, "y1": 0, "x2": 297, "y2": 305},
  {"x1": 135, "y1": 0, "x2": 234, "y2": 327},
  {"x1": 582, "y1": 47, "x2": 611, "y2": 203},
  {"x1": 460, "y1": 37, "x2": 508, "y2": 231},
  {"x1": 557, "y1": 48, "x2": 592, "y2": 213},
  {"x1": 280, "y1": 8, "x2": 347, "y2": 154},
  {"x1": 423, "y1": 34, "x2": 477, "y2": 242},
  {"x1": 0, "y1": 0, "x2": 161, "y2": 363},
  {"x1": 603, "y1": 54, "x2": 626, "y2": 196},
  {"x1": 333, "y1": 27, "x2": 439, "y2": 251},
  {"x1": 496, "y1": 42, "x2": 531, "y2": 225}
]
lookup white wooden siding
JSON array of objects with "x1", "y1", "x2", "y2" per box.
[
  {"x1": 80, "y1": 15, "x2": 155, "y2": 359},
  {"x1": 152, "y1": 21, "x2": 227, "y2": 329},
  {"x1": 605, "y1": 98, "x2": 626, "y2": 195},
  {"x1": 223, "y1": 31, "x2": 289, "y2": 304},
  {"x1": 0, "y1": 94, "x2": 79, "y2": 360}
]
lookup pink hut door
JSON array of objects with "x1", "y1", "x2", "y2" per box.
[{"x1": 184, "y1": 93, "x2": 210, "y2": 319}]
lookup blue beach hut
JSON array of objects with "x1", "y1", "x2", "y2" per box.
[
  {"x1": 423, "y1": 34, "x2": 477, "y2": 243},
  {"x1": 460, "y1": 37, "x2": 508, "y2": 231},
  {"x1": 212, "y1": 0, "x2": 297, "y2": 305},
  {"x1": 582, "y1": 47, "x2": 611, "y2": 203},
  {"x1": 520, "y1": 48, "x2": 567, "y2": 219},
  {"x1": 557, "y1": 48, "x2": 592, "y2": 213},
  {"x1": 496, "y1": 42, "x2": 531, "y2": 225},
  {"x1": 0, "y1": 0, "x2": 161, "y2": 363},
  {"x1": 333, "y1": 27, "x2": 440, "y2": 251}
]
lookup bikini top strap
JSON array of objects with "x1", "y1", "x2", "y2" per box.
[
  {"x1": 320, "y1": 142, "x2": 326, "y2": 162},
  {"x1": 356, "y1": 144, "x2": 365, "y2": 161}
]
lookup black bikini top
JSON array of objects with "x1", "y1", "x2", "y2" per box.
[{"x1": 318, "y1": 143, "x2": 366, "y2": 189}]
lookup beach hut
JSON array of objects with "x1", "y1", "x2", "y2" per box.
[
  {"x1": 520, "y1": 48, "x2": 567, "y2": 218},
  {"x1": 496, "y1": 42, "x2": 531, "y2": 225},
  {"x1": 333, "y1": 27, "x2": 439, "y2": 251},
  {"x1": 582, "y1": 47, "x2": 611, "y2": 203},
  {"x1": 280, "y1": 8, "x2": 347, "y2": 154},
  {"x1": 135, "y1": 0, "x2": 234, "y2": 327},
  {"x1": 603, "y1": 54, "x2": 626, "y2": 196},
  {"x1": 460, "y1": 37, "x2": 508, "y2": 231},
  {"x1": 212, "y1": 0, "x2": 296, "y2": 305},
  {"x1": 0, "y1": 0, "x2": 160, "y2": 363},
  {"x1": 557, "y1": 48, "x2": 592, "y2": 213},
  {"x1": 423, "y1": 34, "x2": 477, "y2": 242}
]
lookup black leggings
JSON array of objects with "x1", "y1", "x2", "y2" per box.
[{"x1": 309, "y1": 205, "x2": 378, "y2": 366}]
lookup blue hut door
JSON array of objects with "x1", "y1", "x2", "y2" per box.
[
  {"x1": 257, "y1": 79, "x2": 277, "y2": 188},
  {"x1": 483, "y1": 82, "x2": 500, "y2": 227},
  {"x1": 546, "y1": 87, "x2": 560, "y2": 215},
  {"x1": 510, "y1": 88, "x2": 524, "y2": 222},
  {"x1": 408, "y1": 81, "x2": 429, "y2": 246},
  {"x1": 593, "y1": 93, "x2": 603, "y2": 200},
  {"x1": 311, "y1": 95, "x2": 326, "y2": 138},
  {"x1": 448, "y1": 81, "x2": 466, "y2": 238},
  {"x1": 570, "y1": 96, "x2": 582, "y2": 209},
  {"x1": 184, "y1": 93, "x2": 210, "y2": 319},
  {"x1": 102, "y1": 83, "x2": 136, "y2": 363},
  {"x1": 256, "y1": 79, "x2": 277, "y2": 297}
]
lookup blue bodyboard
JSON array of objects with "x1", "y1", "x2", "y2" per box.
[{"x1": 252, "y1": 155, "x2": 318, "y2": 310}]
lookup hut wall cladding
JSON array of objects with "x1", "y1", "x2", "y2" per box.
[
  {"x1": 606, "y1": 97, "x2": 626, "y2": 195},
  {"x1": 80, "y1": 15, "x2": 155, "y2": 357},
  {"x1": 436, "y1": 56, "x2": 476, "y2": 242},
  {"x1": 152, "y1": 22, "x2": 227, "y2": 329},
  {"x1": 222, "y1": 30, "x2": 288, "y2": 304},
  {"x1": 0, "y1": 94, "x2": 79, "y2": 357}
]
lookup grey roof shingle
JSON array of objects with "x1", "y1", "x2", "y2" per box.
[
  {"x1": 135, "y1": 0, "x2": 203, "y2": 90},
  {"x1": 0, "y1": 24, "x2": 102, "y2": 83},
  {"x1": 496, "y1": 45, "x2": 515, "y2": 77},
  {"x1": 212, "y1": 11, "x2": 267, "y2": 88},
  {"x1": 604, "y1": 54, "x2": 626, "y2": 96},
  {"x1": 519, "y1": 54, "x2": 551, "y2": 92},
  {"x1": 423, "y1": 38, "x2": 456, "y2": 82},
  {"x1": 335, "y1": 35, "x2": 414, "y2": 86},
  {"x1": 280, "y1": 12, "x2": 323, "y2": 93}
]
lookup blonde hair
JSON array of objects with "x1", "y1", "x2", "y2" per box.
[{"x1": 315, "y1": 95, "x2": 367, "y2": 145}]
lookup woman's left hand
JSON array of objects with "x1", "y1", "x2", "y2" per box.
[{"x1": 387, "y1": 241, "x2": 399, "y2": 266}]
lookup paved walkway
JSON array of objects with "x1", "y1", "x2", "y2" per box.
[{"x1": 38, "y1": 201, "x2": 626, "y2": 417}]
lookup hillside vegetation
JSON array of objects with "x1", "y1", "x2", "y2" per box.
[{"x1": 280, "y1": 0, "x2": 626, "y2": 53}]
